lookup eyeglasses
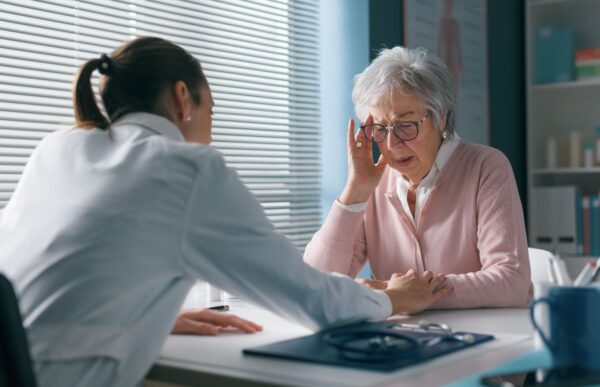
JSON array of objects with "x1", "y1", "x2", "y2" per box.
[
  {"x1": 322, "y1": 320, "x2": 475, "y2": 363},
  {"x1": 360, "y1": 114, "x2": 429, "y2": 143}
]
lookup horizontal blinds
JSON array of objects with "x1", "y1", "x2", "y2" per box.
[{"x1": 0, "y1": 0, "x2": 321, "y2": 249}]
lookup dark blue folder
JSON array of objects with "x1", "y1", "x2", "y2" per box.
[{"x1": 243, "y1": 319, "x2": 494, "y2": 372}]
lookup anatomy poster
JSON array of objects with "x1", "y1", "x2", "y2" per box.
[{"x1": 404, "y1": 0, "x2": 488, "y2": 145}]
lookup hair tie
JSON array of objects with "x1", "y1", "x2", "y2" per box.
[{"x1": 98, "y1": 53, "x2": 113, "y2": 75}]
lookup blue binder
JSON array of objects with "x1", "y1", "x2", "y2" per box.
[
  {"x1": 535, "y1": 26, "x2": 574, "y2": 84},
  {"x1": 243, "y1": 319, "x2": 494, "y2": 372},
  {"x1": 591, "y1": 195, "x2": 599, "y2": 255}
]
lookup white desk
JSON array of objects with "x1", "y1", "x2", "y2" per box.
[{"x1": 147, "y1": 301, "x2": 534, "y2": 387}]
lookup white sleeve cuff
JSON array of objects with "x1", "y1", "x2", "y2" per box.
[
  {"x1": 332, "y1": 272, "x2": 393, "y2": 319},
  {"x1": 334, "y1": 199, "x2": 367, "y2": 213},
  {"x1": 373, "y1": 289, "x2": 393, "y2": 318}
]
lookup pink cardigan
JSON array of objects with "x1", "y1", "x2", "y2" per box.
[{"x1": 305, "y1": 141, "x2": 532, "y2": 308}]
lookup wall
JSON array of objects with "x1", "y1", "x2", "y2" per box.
[
  {"x1": 369, "y1": 0, "x2": 403, "y2": 60},
  {"x1": 487, "y1": 0, "x2": 527, "y2": 217},
  {"x1": 319, "y1": 0, "x2": 371, "y2": 278},
  {"x1": 319, "y1": 0, "x2": 370, "y2": 217}
]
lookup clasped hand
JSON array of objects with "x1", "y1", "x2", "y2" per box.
[{"x1": 357, "y1": 269, "x2": 453, "y2": 316}]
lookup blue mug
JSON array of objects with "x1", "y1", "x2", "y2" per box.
[{"x1": 529, "y1": 286, "x2": 600, "y2": 369}]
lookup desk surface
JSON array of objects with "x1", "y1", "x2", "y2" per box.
[{"x1": 149, "y1": 301, "x2": 535, "y2": 387}]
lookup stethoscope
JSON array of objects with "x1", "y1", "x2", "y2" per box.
[{"x1": 322, "y1": 321, "x2": 475, "y2": 362}]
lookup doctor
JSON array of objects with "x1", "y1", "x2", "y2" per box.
[{"x1": 0, "y1": 37, "x2": 452, "y2": 387}]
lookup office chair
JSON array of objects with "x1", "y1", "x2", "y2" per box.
[
  {"x1": 528, "y1": 247, "x2": 556, "y2": 283},
  {"x1": 0, "y1": 273, "x2": 37, "y2": 387}
]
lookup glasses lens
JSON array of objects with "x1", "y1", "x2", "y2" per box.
[
  {"x1": 362, "y1": 125, "x2": 387, "y2": 142},
  {"x1": 393, "y1": 123, "x2": 418, "y2": 141}
]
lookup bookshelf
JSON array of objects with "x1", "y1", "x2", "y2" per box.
[
  {"x1": 527, "y1": 0, "x2": 600, "y2": 257},
  {"x1": 532, "y1": 168, "x2": 600, "y2": 175},
  {"x1": 529, "y1": 0, "x2": 591, "y2": 7},
  {"x1": 532, "y1": 77, "x2": 600, "y2": 91}
]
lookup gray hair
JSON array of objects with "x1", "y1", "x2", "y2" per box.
[{"x1": 352, "y1": 46, "x2": 457, "y2": 136}]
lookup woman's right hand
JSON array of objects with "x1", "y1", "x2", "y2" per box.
[
  {"x1": 338, "y1": 115, "x2": 387, "y2": 205},
  {"x1": 382, "y1": 270, "x2": 453, "y2": 315}
]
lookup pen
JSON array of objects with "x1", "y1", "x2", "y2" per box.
[
  {"x1": 550, "y1": 251, "x2": 572, "y2": 285},
  {"x1": 591, "y1": 258, "x2": 600, "y2": 282},
  {"x1": 573, "y1": 260, "x2": 596, "y2": 286},
  {"x1": 208, "y1": 305, "x2": 229, "y2": 312}
]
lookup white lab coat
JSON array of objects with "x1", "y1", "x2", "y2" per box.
[{"x1": 0, "y1": 113, "x2": 391, "y2": 387}]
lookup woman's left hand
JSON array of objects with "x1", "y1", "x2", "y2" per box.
[{"x1": 172, "y1": 308, "x2": 263, "y2": 335}]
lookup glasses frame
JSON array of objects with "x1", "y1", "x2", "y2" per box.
[{"x1": 360, "y1": 114, "x2": 429, "y2": 143}]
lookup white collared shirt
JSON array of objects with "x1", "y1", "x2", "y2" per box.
[
  {"x1": 0, "y1": 112, "x2": 391, "y2": 387},
  {"x1": 336, "y1": 133, "x2": 461, "y2": 226},
  {"x1": 396, "y1": 133, "x2": 461, "y2": 226}
]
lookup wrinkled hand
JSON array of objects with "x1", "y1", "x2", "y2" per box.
[
  {"x1": 339, "y1": 115, "x2": 387, "y2": 205},
  {"x1": 172, "y1": 309, "x2": 263, "y2": 336},
  {"x1": 382, "y1": 269, "x2": 453, "y2": 315}
]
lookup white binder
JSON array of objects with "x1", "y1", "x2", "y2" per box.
[
  {"x1": 531, "y1": 186, "x2": 579, "y2": 255},
  {"x1": 531, "y1": 187, "x2": 556, "y2": 251}
]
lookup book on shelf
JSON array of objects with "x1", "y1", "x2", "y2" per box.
[
  {"x1": 577, "y1": 193, "x2": 583, "y2": 254},
  {"x1": 531, "y1": 186, "x2": 600, "y2": 256},
  {"x1": 575, "y1": 48, "x2": 600, "y2": 61},
  {"x1": 575, "y1": 48, "x2": 600, "y2": 80},
  {"x1": 576, "y1": 63, "x2": 600, "y2": 80},
  {"x1": 534, "y1": 26, "x2": 574, "y2": 84},
  {"x1": 583, "y1": 196, "x2": 590, "y2": 256},
  {"x1": 591, "y1": 196, "x2": 600, "y2": 256}
]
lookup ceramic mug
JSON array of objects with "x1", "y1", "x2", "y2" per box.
[
  {"x1": 531, "y1": 281, "x2": 558, "y2": 349},
  {"x1": 530, "y1": 286, "x2": 600, "y2": 369}
]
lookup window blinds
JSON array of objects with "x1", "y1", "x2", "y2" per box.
[{"x1": 0, "y1": 0, "x2": 321, "y2": 249}]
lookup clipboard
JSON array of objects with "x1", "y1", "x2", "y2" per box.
[{"x1": 243, "y1": 319, "x2": 494, "y2": 372}]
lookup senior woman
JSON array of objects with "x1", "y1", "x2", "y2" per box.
[{"x1": 305, "y1": 46, "x2": 531, "y2": 309}]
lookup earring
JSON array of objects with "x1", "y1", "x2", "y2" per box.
[
  {"x1": 185, "y1": 116, "x2": 191, "y2": 122},
  {"x1": 442, "y1": 130, "x2": 448, "y2": 140}
]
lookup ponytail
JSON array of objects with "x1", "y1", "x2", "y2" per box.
[
  {"x1": 73, "y1": 58, "x2": 110, "y2": 130},
  {"x1": 72, "y1": 37, "x2": 206, "y2": 130}
]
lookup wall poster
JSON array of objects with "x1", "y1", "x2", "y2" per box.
[{"x1": 404, "y1": 0, "x2": 488, "y2": 144}]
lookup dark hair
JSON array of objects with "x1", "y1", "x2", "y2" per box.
[{"x1": 73, "y1": 37, "x2": 207, "y2": 129}]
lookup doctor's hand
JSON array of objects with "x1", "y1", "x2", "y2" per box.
[
  {"x1": 172, "y1": 309, "x2": 263, "y2": 336},
  {"x1": 355, "y1": 277, "x2": 388, "y2": 290},
  {"x1": 382, "y1": 270, "x2": 453, "y2": 316},
  {"x1": 339, "y1": 115, "x2": 387, "y2": 205}
]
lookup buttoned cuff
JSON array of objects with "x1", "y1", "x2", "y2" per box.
[
  {"x1": 334, "y1": 199, "x2": 367, "y2": 213},
  {"x1": 332, "y1": 273, "x2": 393, "y2": 319}
]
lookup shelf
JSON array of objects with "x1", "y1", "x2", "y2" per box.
[
  {"x1": 529, "y1": 0, "x2": 594, "y2": 7},
  {"x1": 532, "y1": 78, "x2": 600, "y2": 91},
  {"x1": 564, "y1": 255, "x2": 599, "y2": 260},
  {"x1": 526, "y1": 0, "x2": 600, "y2": 253},
  {"x1": 532, "y1": 167, "x2": 600, "y2": 175}
]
